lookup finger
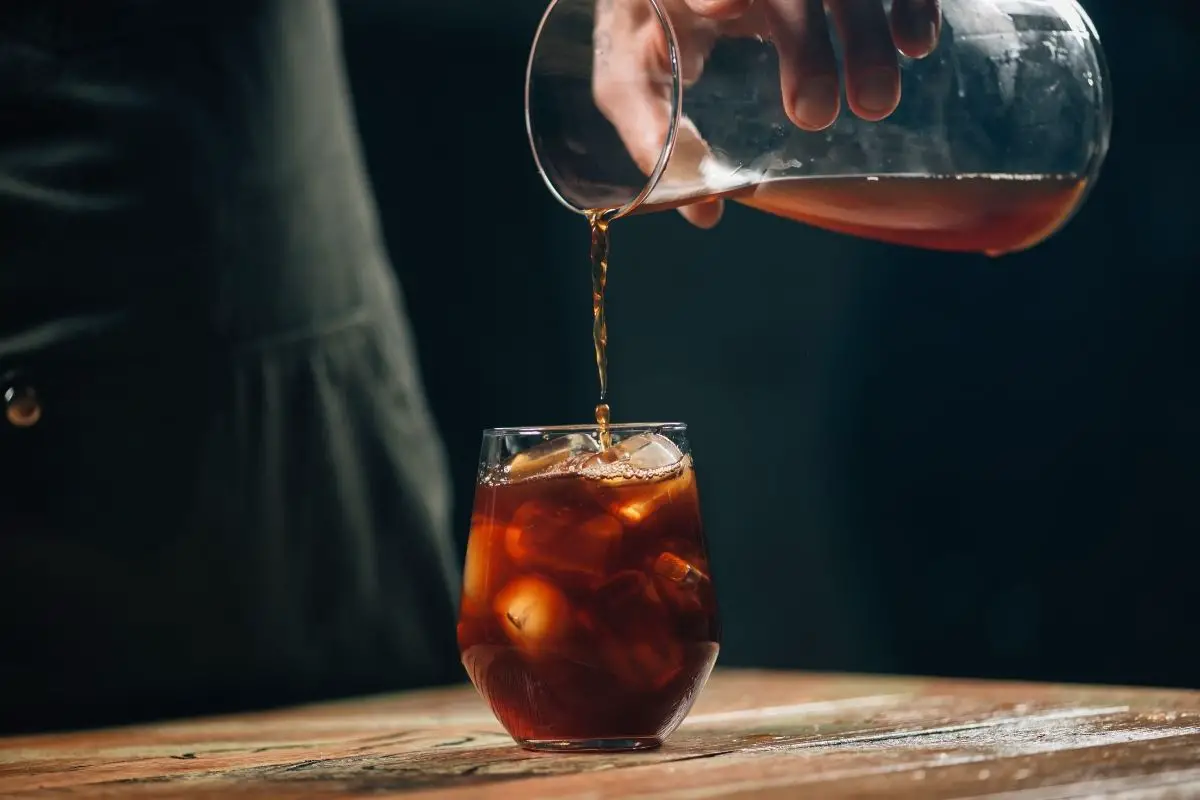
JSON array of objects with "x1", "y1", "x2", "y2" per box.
[
  {"x1": 826, "y1": 0, "x2": 901, "y2": 121},
  {"x1": 593, "y1": 18, "x2": 674, "y2": 176},
  {"x1": 681, "y1": 0, "x2": 756, "y2": 21},
  {"x1": 890, "y1": 0, "x2": 941, "y2": 58},
  {"x1": 679, "y1": 198, "x2": 724, "y2": 228},
  {"x1": 595, "y1": 30, "x2": 720, "y2": 229},
  {"x1": 649, "y1": 9, "x2": 715, "y2": 87},
  {"x1": 765, "y1": 0, "x2": 840, "y2": 131},
  {"x1": 594, "y1": 81, "x2": 674, "y2": 179},
  {"x1": 595, "y1": 5, "x2": 723, "y2": 229}
]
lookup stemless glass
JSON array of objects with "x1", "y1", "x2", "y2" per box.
[
  {"x1": 457, "y1": 423, "x2": 720, "y2": 752},
  {"x1": 526, "y1": 0, "x2": 1113, "y2": 255}
]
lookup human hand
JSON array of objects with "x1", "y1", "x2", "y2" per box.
[{"x1": 592, "y1": 0, "x2": 941, "y2": 227}]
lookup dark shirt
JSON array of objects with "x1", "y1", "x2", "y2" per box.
[{"x1": 0, "y1": 0, "x2": 462, "y2": 733}]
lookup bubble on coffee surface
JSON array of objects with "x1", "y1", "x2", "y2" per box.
[{"x1": 576, "y1": 433, "x2": 688, "y2": 483}]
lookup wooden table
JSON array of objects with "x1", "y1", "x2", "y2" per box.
[{"x1": 2, "y1": 670, "x2": 1198, "y2": 798}]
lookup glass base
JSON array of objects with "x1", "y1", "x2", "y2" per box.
[{"x1": 520, "y1": 736, "x2": 663, "y2": 753}]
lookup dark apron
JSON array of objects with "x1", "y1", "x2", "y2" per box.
[{"x1": 0, "y1": 0, "x2": 461, "y2": 733}]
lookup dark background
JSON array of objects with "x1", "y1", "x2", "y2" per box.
[{"x1": 341, "y1": 0, "x2": 1199, "y2": 689}]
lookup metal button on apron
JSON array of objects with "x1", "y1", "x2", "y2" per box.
[{"x1": 4, "y1": 376, "x2": 42, "y2": 428}]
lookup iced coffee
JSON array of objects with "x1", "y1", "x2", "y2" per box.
[{"x1": 457, "y1": 425, "x2": 720, "y2": 751}]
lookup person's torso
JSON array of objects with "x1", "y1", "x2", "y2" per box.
[{"x1": 0, "y1": 0, "x2": 461, "y2": 733}]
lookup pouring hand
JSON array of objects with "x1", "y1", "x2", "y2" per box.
[{"x1": 593, "y1": 0, "x2": 941, "y2": 228}]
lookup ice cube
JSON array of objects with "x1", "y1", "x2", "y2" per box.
[
  {"x1": 505, "y1": 501, "x2": 623, "y2": 578},
  {"x1": 582, "y1": 433, "x2": 691, "y2": 523},
  {"x1": 493, "y1": 576, "x2": 572, "y2": 653},
  {"x1": 652, "y1": 551, "x2": 711, "y2": 622},
  {"x1": 594, "y1": 569, "x2": 663, "y2": 610},
  {"x1": 461, "y1": 515, "x2": 505, "y2": 614},
  {"x1": 585, "y1": 570, "x2": 683, "y2": 691},
  {"x1": 584, "y1": 434, "x2": 696, "y2": 524},
  {"x1": 653, "y1": 552, "x2": 707, "y2": 589},
  {"x1": 612, "y1": 467, "x2": 697, "y2": 525},
  {"x1": 504, "y1": 433, "x2": 601, "y2": 482},
  {"x1": 596, "y1": 432, "x2": 684, "y2": 473}
]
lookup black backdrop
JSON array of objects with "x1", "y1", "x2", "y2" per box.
[{"x1": 340, "y1": 0, "x2": 1200, "y2": 689}]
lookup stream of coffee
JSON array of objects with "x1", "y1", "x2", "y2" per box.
[{"x1": 586, "y1": 209, "x2": 612, "y2": 448}]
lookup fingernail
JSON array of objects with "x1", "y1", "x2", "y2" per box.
[
  {"x1": 792, "y1": 76, "x2": 840, "y2": 131},
  {"x1": 856, "y1": 68, "x2": 899, "y2": 117},
  {"x1": 897, "y1": 22, "x2": 939, "y2": 58},
  {"x1": 898, "y1": 0, "x2": 941, "y2": 56}
]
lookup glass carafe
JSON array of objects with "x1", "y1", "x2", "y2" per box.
[{"x1": 525, "y1": 0, "x2": 1112, "y2": 255}]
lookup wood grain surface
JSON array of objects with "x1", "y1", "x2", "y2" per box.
[{"x1": 2, "y1": 670, "x2": 1198, "y2": 798}]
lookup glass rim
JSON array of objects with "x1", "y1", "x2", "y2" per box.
[
  {"x1": 524, "y1": 0, "x2": 683, "y2": 219},
  {"x1": 483, "y1": 421, "x2": 687, "y2": 437}
]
